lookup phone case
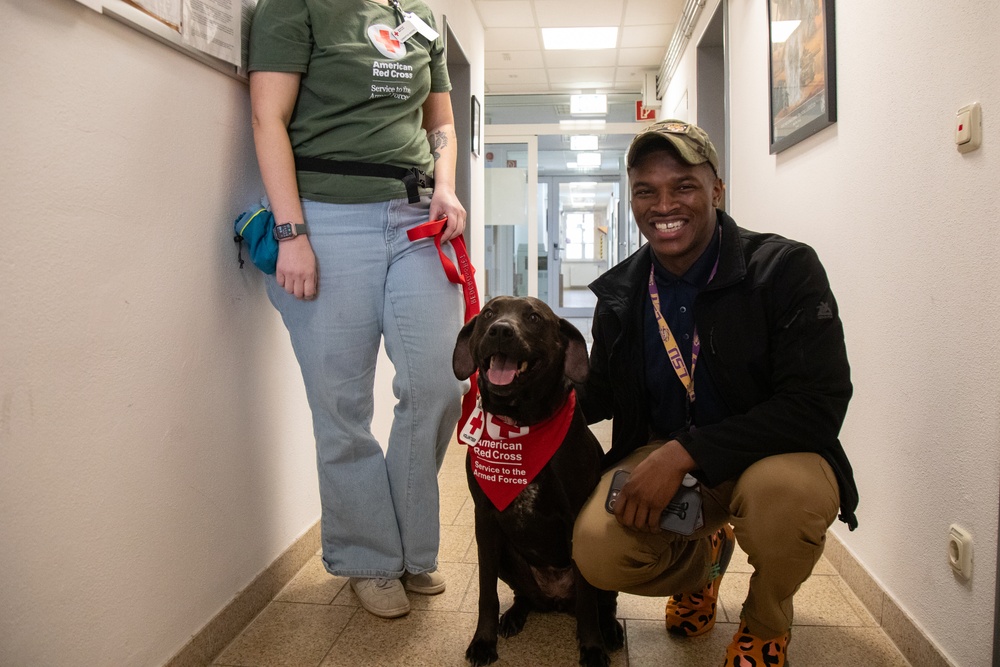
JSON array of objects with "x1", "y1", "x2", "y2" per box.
[
  {"x1": 604, "y1": 469, "x2": 630, "y2": 513},
  {"x1": 659, "y1": 484, "x2": 704, "y2": 535},
  {"x1": 604, "y1": 469, "x2": 704, "y2": 535}
]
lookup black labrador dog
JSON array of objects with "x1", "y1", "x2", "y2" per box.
[{"x1": 452, "y1": 296, "x2": 623, "y2": 667}]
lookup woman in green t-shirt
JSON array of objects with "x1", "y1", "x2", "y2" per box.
[{"x1": 248, "y1": 0, "x2": 467, "y2": 619}]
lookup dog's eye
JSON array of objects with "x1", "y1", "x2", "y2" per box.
[
  {"x1": 528, "y1": 312, "x2": 540, "y2": 323},
  {"x1": 482, "y1": 309, "x2": 494, "y2": 320}
]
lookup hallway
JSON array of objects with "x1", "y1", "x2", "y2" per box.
[
  {"x1": 211, "y1": 424, "x2": 910, "y2": 667},
  {"x1": 4, "y1": 1, "x2": 998, "y2": 665}
]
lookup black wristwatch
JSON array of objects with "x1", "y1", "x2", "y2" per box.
[{"x1": 272, "y1": 222, "x2": 309, "y2": 241}]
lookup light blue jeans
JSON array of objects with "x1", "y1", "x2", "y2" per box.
[{"x1": 266, "y1": 196, "x2": 465, "y2": 578}]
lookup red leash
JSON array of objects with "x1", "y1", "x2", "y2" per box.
[
  {"x1": 407, "y1": 217, "x2": 481, "y2": 423},
  {"x1": 407, "y1": 217, "x2": 480, "y2": 322}
]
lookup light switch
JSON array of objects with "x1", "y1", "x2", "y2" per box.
[
  {"x1": 956, "y1": 102, "x2": 982, "y2": 153},
  {"x1": 956, "y1": 110, "x2": 971, "y2": 144}
]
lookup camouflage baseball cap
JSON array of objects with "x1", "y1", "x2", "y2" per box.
[{"x1": 626, "y1": 119, "x2": 719, "y2": 173}]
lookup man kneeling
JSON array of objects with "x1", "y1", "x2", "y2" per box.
[{"x1": 573, "y1": 119, "x2": 859, "y2": 666}]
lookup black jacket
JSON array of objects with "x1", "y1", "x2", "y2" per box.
[{"x1": 579, "y1": 211, "x2": 859, "y2": 529}]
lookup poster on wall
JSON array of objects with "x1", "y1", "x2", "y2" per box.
[
  {"x1": 76, "y1": 0, "x2": 254, "y2": 72},
  {"x1": 767, "y1": 0, "x2": 837, "y2": 153},
  {"x1": 181, "y1": 0, "x2": 242, "y2": 66}
]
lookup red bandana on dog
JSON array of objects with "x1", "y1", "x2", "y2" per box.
[{"x1": 459, "y1": 390, "x2": 577, "y2": 511}]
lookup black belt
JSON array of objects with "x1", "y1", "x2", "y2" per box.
[{"x1": 294, "y1": 156, "x2": 433, "y2": 204}]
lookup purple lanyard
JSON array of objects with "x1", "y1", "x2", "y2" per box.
[{"x1": 646, "y1": 238, "x2": 721, "y2": 406}]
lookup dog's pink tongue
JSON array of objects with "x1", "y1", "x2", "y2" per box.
[{"x1": 487, "y1": 354, "x2": 518, "y2": 386}]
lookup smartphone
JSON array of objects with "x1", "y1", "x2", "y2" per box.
[{"x1": 604, "y1": 469, "x2": 705, "y2": 535}]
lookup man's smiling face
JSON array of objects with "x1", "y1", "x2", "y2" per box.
[{"x1": 629, "y1": 146, "x2": 723, "y2": 275}]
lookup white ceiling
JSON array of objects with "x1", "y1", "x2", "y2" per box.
[{"x1": 475, "y1": 0, "x2": 685, "y2": 95}]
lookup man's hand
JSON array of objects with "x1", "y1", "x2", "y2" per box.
[
  {"x1": 614, "y1": 440, "x2": 697, "y2": 532},
  {"x1": 275, "y1": 235, "x2": 318, "y2": 300}
]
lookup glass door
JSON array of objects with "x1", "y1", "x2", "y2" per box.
[
  {"x1": 482, "y1": 136, "x2": 538, "y2": 300},
  {"x1": 545, "y1": 177, "x2": 620, "y2": 318}
]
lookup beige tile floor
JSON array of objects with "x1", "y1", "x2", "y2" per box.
[{"x1": 213, "y1": 425, "x2": 910, "y2": 667}]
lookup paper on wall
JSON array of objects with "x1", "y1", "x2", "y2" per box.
[
  {"x1": 129, "y1": 0, "x2": 182, "y2": 28},
  {"x1": 181, "y1": 0, "x2": 241, "y2": 66}
]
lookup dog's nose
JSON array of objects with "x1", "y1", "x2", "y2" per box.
[{"x1": 487, "y1": 321, "x2": 515, "y2": 339}]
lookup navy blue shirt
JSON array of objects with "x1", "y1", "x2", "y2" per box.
[{"x1": 643, "y1": 224, "x2": 728, "y2": 439}]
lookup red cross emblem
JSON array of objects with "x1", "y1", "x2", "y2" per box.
[
  {"x1": 487, "y1": 414, "x2": 529, "y2": 440},
  {"x1": 368, "y1": 24, "x2": 406, "y2": 59},
  {"x1": 375, "y1": 29, "x2": 400, "y2": 52}
]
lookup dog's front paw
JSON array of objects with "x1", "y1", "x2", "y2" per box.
[
  {"x1": 498, "y1": 599, "x2": 531, "y2": 638},
  {"x1": 578, "y1": 645, "x2": 611, "y2": 667},
  {"x1": 465, "y1": 638, "x2": 499, "y2": 666},
  {"x1": 600, "y1": 616, "x2": 625, "y2": 651}
]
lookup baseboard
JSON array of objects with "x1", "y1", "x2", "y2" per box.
[
  {"x1": 825, "y1": 532, "x2": 954, "y2": 667},
  {"x1": 164, "y1": 521, "x2": 321, "y2": 667}
]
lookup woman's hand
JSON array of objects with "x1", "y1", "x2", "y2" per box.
[
  {"x1": 429, "y1": 187, "x2": 466, "y2": 242},
  {"x1": 275, "y1": 235, "x2": 318, "y2": 300}
]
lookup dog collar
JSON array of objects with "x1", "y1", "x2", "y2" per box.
[{"x1": 459, "y1": 390, "x2": 576, "y2": 511}]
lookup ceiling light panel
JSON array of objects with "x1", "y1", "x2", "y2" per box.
[
  {"x1": 542, "y1": 27, "x2": 618, "y2": 50},
  {"x1": 570, "y1": 135, "x2": 599, "y2": 151},
  {"x1": 570, "y1": 94, "x2": 607, "y2": 114}
]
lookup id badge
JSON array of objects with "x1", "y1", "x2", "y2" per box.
[
  {"x1": 393, "y1": 12, "x2": 439, "y2": 42},
  {"x1": 459, "y1": 401, "x2": 485, "y2": 446}
]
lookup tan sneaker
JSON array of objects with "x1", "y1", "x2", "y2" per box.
[
  {"x1": 401, "y1": 570, "x2": 446, "y2": 595},
  {"x1": 350, "y1": 577, "x2": 410, "y2": 618}
]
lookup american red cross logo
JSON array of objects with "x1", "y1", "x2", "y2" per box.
[
  {"x1": 487, "y1": 414, "x2": 529, "y2": 440},
  {"x1": 368, "y1": 23, "x2": 406, "y2": 59}
]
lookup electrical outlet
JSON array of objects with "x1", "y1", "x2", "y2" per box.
[{"x1": 948, "y1": 524, "x2": 973, "y2": 579}]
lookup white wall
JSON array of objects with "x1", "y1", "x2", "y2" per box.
[
  {"x1": 0, "y1": 0, "x2": 483, "y2": 665},
  {"x1": 667, "y1": 1, "x2": 999, "y2": 665}
]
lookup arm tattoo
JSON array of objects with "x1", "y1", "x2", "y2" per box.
[{"x1": 428, "y1": 130, "x2": 448, "y2": 161}]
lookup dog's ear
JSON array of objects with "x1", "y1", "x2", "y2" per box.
[
  {"x1": 559, "y1": 318, "x2": 590, "y2": 384},
  {"x1": 452, "y1": 316, "x2": 478, "y2": 380}
]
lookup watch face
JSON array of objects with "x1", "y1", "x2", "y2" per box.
[{"x1": 273, "y1": 223, "x2": 294, "y2": 240}]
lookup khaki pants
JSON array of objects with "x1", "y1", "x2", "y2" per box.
[{"x1": 572, "y1": 444, "x2": 841, "y2": 639}]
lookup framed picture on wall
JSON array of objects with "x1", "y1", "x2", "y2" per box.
[
  {"x1": 471, "y1": 95, "x2": 482, "y2": 156},
  {"x1": 767, "y1": 0, "x2": 837, "y2": 153}
]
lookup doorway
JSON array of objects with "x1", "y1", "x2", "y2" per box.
[
  {"x1": 542, "y1": 176, "x2": 620, "y2": 318},
  {"x1": 444, "y1": 19, "x2": 472, "y2": 218},
  {"x1": 696, "y1": 1, "x2": 729, "y2": 203}
]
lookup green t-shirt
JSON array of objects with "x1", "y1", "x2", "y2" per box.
[{"x1": 248, "y1": 0, "x2": 451, "y2": 203}]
